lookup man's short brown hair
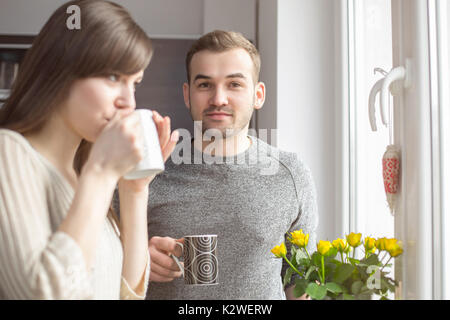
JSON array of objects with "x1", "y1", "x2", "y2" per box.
[{"x1": 185, "y1": 30, "x2": 261, "y2": 84}]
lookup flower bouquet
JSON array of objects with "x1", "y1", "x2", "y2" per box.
[{"x1": 271, "y1": 231, "x2": 403, "y2": 300}]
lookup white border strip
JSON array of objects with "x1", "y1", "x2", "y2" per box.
[
  {"x1": 427, "y1": 0, "x2": 442, "y2": 300},
  {"x1": 436, "y1": 0, "x2": 450, "y2": 300}
]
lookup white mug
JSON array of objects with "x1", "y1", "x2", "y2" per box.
[{"x1": 123, "y1": 109, "x2": 164, "y2": 180}]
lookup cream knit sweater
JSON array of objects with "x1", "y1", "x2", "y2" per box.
[{"x1": 0, "y1": 129, "x2": 150, "y2": 299}]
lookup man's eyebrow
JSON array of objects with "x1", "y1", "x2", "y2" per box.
[
  {"x1": 193, "y1": 73, "x2": 248, "y2": 82},
  {"x1": 226, "y1": 73, "x2": 246, "y2": 79},
  {"x1": 193, "y1": 74, "x2": 211, "y2": 81}
]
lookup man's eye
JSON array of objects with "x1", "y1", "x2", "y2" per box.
[
  {"x1": 198, "y1": 82, "x2": 210, "y2": 88},
  {"x1": 230, "y1": 82, "x2": 241, "y2": 88}
]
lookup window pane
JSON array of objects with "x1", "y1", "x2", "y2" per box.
[
  {"x1": 351, "y1": 0, "x2": 394, "y2": 245},
  {"x1": 349, "y1": 0, "x2": 395, "y2": 298}
]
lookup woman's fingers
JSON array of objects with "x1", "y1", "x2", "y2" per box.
[
  {"x1": 162, "y1": 130, "x2": 179, "y2": 162},
  {"x1": 152, "y1": 111, "x2": 165, "y2": 140},
  {"x1": 152, "y1": 111, "x2": 179, "y2": 160},
  {"x1": 154, "y1": 111, "x2": 170, "y2": 148}
]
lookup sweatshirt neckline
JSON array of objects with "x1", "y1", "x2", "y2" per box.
[{"x1": 190, "y1": 135, "x2": 257, "y2": 162}]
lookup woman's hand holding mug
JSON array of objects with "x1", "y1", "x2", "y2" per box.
[
  {"x1": 86, "y1": 109, "x2": 144, "y2": 182},
  {"x1": 119, "y1": 109, "x2": 179, "y2": 193},
  {"x1": 86, "y1": 109, "x2": 179, "y2": 193}
]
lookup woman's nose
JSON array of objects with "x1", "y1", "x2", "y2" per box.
[{"x1": 115, "y1": 85, "x2": 136, "y2": 111}]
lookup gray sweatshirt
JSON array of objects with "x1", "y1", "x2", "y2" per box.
[{"x1": 145, "y1": 135, "x2": 318, "y2": 300}]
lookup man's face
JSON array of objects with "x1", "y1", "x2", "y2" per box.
[{"x1": 183, "y1": 48, "x2": 265, "y2": 138}]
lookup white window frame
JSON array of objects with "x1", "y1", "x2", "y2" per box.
[{"x1": 338, "y1": 0, "x2": 449, "y2": 299}]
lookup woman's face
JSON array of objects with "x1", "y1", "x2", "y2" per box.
[{"x1": 59, "y1": 70, "x2": 144, "y2": 142}]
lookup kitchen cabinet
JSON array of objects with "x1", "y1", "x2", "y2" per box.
[
  {"x1": 0, "y1": 0, "x2": 255, "y2": 41},
  {"x1": 0, "y1": 0, "x2": 203, "y2": 37}
]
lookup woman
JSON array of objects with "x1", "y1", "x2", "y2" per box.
[{"x1": 0, "y1": 0, "x2": 178, "y2": 299}]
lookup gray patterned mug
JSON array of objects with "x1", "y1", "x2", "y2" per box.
[{"x1": 171, "y1": 235, "x2": 219, "y2": 285}]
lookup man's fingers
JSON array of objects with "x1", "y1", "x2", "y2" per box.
[
  {"x1": 149, "y1": 237, "x2": 184, "y2": 282},
  {"x1": 149, "y1": 236, "x2": 180, "y2": 253},
  {"x1": 148, "y1": 236, "x2": 185, "y2": 283},
  {"x1": 149, "y1": 272, "x2": 176, "y2": 283},
  {"x1": 150, "y1": 248, "x2": 183, "y2": 272},
  {"x1": 150, "y1": 260, "x2": 183, "y2": 279}
]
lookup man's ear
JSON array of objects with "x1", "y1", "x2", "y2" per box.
[
  {"x1": 183, "y1": 82, "x2": 190, "y2": 110},
  {"x1": 254, "y1": 82, "x2": 266, "y2": 110}
]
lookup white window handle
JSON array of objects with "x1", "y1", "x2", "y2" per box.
[
  {"x1": 368, "y1": 59, "x2": 412, "y2": 132},
  {"x1": 369, "y1": 78, "x2": 387, "y2": 131}
]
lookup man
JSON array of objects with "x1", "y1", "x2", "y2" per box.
[{"x1": 146, "y1": 30, "x2": 318, "y2": 299}]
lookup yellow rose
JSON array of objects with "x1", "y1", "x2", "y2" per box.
[
  {"x1": 346, "y1": 232, "x2": 362, "y2": 248},
  {"x1": 384, "y1": 238, "x2": 398, "y2": 251},
  {"x1": 375, "y1": 237, "x2": 387, "y2": 251},
  {"x1": 290, "y1": 230, "x2": 309, "y2": 248},
  {"x1": 388, "y1": 241, "x2": 403, "y2": 257},
  {"x1": 383, "y1": 238, "x2": 403, "y2": 257},
  {"x1": 271, "y1": 243, "x2": 287, "y2": 258},
  {"x1": 317, "y1": 240, "x2": 333, "y2": 256},
  {"x1": 364, "y1": 236, "x2": 376, "y2": 253},
  {"x1": 332, "y1": 238, "x2": 347, "y2": 252}
]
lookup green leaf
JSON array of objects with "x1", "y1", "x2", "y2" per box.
[
  {"x1": 295, "y1": 248, "x2": 308, "y2": 262},
  {"x1": 311, "y1": 252, "x2": 322, "y2": 267},
  {"x1": 334, "y1": 264, "x2": 355, "y2": 284},
  {"x1": 325, "y1": 282, "x2": 343, "y2": 294},
  {"x1": 290, "y1": 245, "x2": 296, "y2": 256},
  {"x1": 351, "y1": 281, "x2": 364, "y2": 295},
  {"x1": 283, "y1": 267, "x2": 294, "y2": 287},
  {"x1": 356, "y1": 292, "x2": 373, "y2": 300},
  {"x1": 325, "y1": 247, "x2": 338, "y2": 258},
  {"x1": 298, "y1": 258, "x2": 311, "y2": 267},
  {"x1": 381, "y1": 278, "x2": 396, "y2": 292},
  {"x1": 330, "y1": 259, "x2": 343, "y2": 265},
  {"x1": 305, "y1": 282, "x2": 327, "y2": 300},
  {"x1": 324, "y1": 262, "x2": 337, "y2": 279},
  {"x1": 361, "y1": 253, "x2": 380, "y2": 266},
  {"x1": 343, "y1": 293, "x2": 355, "y2": 300},
  {"x1": 290, "y1": 252, "x2": 298, "y2": 269},
  {"x1": 305, "y1": 266, "x2": 316, "y2": 280},
  {"x1": 348, "y1": 257, "x2": 360, "y2": 266},
  {"x1": 293, "y1": 278, "x2": 309, "y2": 298}
]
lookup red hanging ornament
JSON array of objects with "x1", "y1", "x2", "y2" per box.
[{"x1": 382, "y1": 145, "x2": 400, "y2": 215}]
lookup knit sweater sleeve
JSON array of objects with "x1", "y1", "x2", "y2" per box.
[
  {"x1": 290, "y1": 155, "x2": 319, "y2": 251},
  {"x1": 281, "y1": 153, "x2": 319, "y2": 287},
  {"x1": 0, "y1": 131, "x2": 93, "y2": 299}
]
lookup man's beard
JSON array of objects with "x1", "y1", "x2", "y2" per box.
[{"x1": 188, "y1": 97, "x2": 254, "y2": 140}]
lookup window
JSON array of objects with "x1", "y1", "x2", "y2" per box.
[
  {"x1": 348, "y1": 0, "x2": 395, "y2": 242},
  {"x1": 343, "y1": 0, "x2": 450, "y2": 299}
]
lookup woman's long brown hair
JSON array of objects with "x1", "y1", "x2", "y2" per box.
[{"x1": 0, "y1": 0, "x2": 153, "y2": 227}]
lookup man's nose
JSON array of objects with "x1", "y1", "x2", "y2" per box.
[{"x1": 210, "y1": 87, "x2": 228, "y2": 107}]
